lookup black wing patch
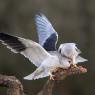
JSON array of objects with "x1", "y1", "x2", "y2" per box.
[
  {"x1": 0, "y1": 33, "x2": 26, "y2": 52},
  {"x1": 35, "y1": 14, "x2": 58, "y2": 51},
  {"x1": 43, "y1": 33, "x2": 57, "y2": 51}
]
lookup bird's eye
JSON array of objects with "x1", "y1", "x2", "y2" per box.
[
  {"x1": 75, "y1": 43, "x2": 78, "y2": 47},
  {"x1": 68, "y1": 60, "x2": 71, "y2": 63},
  {"x1": 58, "y1": 49, "x2": 61, "y2": 53}
]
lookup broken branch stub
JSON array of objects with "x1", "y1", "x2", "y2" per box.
[{"x1": 52, "y1": 65, "x2": 87, "y2": 80}]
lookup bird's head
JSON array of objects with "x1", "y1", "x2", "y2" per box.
[{"x1": 58, "y1": 43, "x2": 81, "y2": 59}]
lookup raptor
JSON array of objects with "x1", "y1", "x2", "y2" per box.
[{"x1": 0, "y1": 14, "x2": 87, "y2": 80}]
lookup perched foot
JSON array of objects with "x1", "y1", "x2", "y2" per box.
[
  {"x1": 49, "y1": 72, "x2": 55, "y2": 80},
  {"x1": 70, "y1": 64, "x2": 78, "y2": 68},
  {"x1": 73, "y1": 64, "x2": 77, "y2": 67},
  {"x1": 49, "y1": 75, "x2": 55, "y2": 80}
]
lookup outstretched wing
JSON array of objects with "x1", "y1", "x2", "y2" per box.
[
  {"x1": 0, "y1": 33, "x2": 50, "y2": 67},
  {"x1": 35, "y1": 13, "x2": 58, "y2": 51}
]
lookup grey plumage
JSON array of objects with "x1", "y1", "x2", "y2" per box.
[{"x1": 35, "y1": 14, "x2": 58, "y2": 51}]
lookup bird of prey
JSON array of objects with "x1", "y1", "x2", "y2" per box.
[
  {"x1": 35, "y1": 14, "x2": 87, "y2": 66},
  {"x1": 0, "y1": 14, "x2": 87, "y2": 80}
]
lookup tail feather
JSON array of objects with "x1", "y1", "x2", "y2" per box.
[
  {"x1": 24, "y1": 67, "x2": 48, "y2": 80},
  {"x1": 24, "y1": 72, "x2": 35, "y2": 80},
  {"x1": 33, "y1": 72, "x2": 49, "y2": 80}
]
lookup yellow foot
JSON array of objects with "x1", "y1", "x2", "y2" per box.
[
  {"x1": 71, "y1": 64, "x2": 79, "y2": 69},
  {"x1": 73, "y1": 64, "x2": 77, "y2": 67},
  {"x1": 49, "y1": 75, "x2": 55, "y2": 80},
  {"x1": 49, "y1": 72, "x2": 55, "y2": 80}
]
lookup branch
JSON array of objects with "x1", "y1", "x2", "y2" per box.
[
  {"x1": 53, "y1": 65, "x2": 87, "y2": 80},
  {"x1": 0, "y1": 65, "x2": 87, "y2": 95},
  {"x1": 37, "y1": 65, "x2": 87, "y2": 95},
  {"x1": 0, "y1": 74, "x2": 25, "y2": 95},
  {"x1": 37, "y1": 80, "x2": 55, "y2": 95}
]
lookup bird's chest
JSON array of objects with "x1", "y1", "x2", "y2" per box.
[{"x1": 43, "y1": 56, "x2": 60, "y2": 69}]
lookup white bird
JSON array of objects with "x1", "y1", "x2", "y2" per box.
[
  {"x1": 35, "y1": 13, "x2": 87, "y2": 65},
  {"x1": 0, "y1": 33, "x2": 71, "y2": 80},
  {"x1": 0, "y1": 13, "x2": 87, "y2": 80}
]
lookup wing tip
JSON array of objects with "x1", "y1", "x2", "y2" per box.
[
  {"x1": 0, "y1": 32, "x2": 26, "y2": 52},
  {"x1": 35, "y1": 13, "x2": 48, "y2": 21},
  {"x1": 0, "y1": 32, "x2": 10, "y2": 38},
  {"x1": 35, "y1": 13, "x2": 44, "y2": 17},
  {"x1": 24, "y1": 76, "x2": 34, "y2": 80}
]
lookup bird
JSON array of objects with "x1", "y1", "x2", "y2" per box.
[
  {"x1": 0, "y1": 13, "x2": 87, "y2": 80},
  {"x1": 35, "y1": 13, "x2": 87, "y2": 66}
]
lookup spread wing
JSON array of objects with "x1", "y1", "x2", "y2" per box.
[
  {"x1": 0, "y1": 33, "x2": 50, "y2": 67},
  {"x1": 35, "y1": 13, "x2": 58, "y2": 51},
  {"x1": 24, "y1": 66, "x2": 49, "y2": 80}
]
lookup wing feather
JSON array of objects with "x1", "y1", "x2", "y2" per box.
[
  {"x1": 0, "y1": 33, "x2": 50, "y2": 67},
  {"x1": 35, "y1": 13, "x2": 58, "y2": 51}
]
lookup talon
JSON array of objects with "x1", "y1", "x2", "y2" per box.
[
  {"x1": 49, "y1": 75, "x2": 55, "y2": 80},
  {"x1": 73, "y1": 64, "x2": 77, "y2": 67},
  {"x1": 49, "y1": 72, "x2": 55, "y2": 80},
  {"x1": 71, "y1": 64, "x2": 78, "y2": 69}
]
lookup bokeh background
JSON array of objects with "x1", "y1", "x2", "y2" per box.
[{"x1": 0, "y1": 0, "x2": 95, "y2": 95}]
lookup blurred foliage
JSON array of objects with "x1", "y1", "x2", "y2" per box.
[{"x1": 0, "y1": 0, "x2": 95, "y2": 95}]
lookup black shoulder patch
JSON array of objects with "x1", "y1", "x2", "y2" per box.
[
  {"x1": 0, "y1": 33, "x2": 26, "y2": 52},
  {"x1": 43, "y1": 33, "x2": 57, "y2": 51}
]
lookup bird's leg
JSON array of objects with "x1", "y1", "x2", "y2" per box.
[{"x1": 49, "y1": 72, "x2": 55, "y2": 80}]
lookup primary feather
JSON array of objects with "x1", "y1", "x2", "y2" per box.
[
  {"x1": 0, "y1": 33, "x2": 50, "y2": 67},
  {"x1": 35, "y1": 13, "x2": 58, "y2": 51}
]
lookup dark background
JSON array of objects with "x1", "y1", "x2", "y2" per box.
[{"x1": 0, "y1": 0, "x2": 95, "y2": 95}]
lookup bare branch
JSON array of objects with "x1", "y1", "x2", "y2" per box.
[
  {"x1": 0, "y1": 65, "x2": 87, "y2": 95},
  {"x1": 0, "y1": 74, "x2": 25, "y2": 95},
  {"x1": 37, "y1": 65, "x2": 87, "y2": 95}
]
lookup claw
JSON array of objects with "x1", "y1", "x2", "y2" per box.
[
  {"x1": 50, "y1": 75, "x2": 55, "y2": 80},
  {"x1": 73, "y1": 64, "x2": 77, "y2": 67},
  {"x1": 49, "y1": 72, "x2": 55, "y2": 80},
  {"x1": 70, "y1": 64, "x2": 78, "y2": 69}
]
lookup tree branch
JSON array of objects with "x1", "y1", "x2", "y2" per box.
[
  {"x1": 0, "y1": 65, "x2": 87, "y2": 95},
  {"x1": 0, "y1": 74, "x2": 25, "y2": 95},
  {"x1": 53, "y1": 65, "x2": 87, "y2": 80},
  {"x1": 37, "y1": 65, "x2": 87, "y2": 95}
]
